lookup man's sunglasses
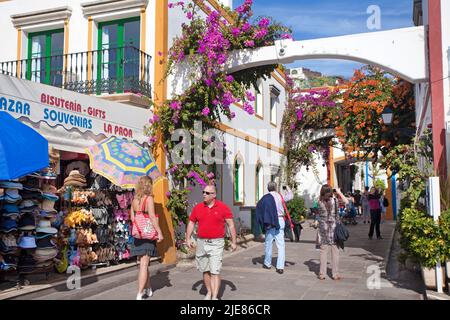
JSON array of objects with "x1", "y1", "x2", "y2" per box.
[{"x1": 202, "y1": 191, "x2": 215, "y2": 195}]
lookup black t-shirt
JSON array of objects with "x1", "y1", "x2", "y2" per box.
[{"x1": 353, "y1": 194, "x2": 361, "y2": 206}]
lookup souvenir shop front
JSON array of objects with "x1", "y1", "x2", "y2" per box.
[{"x1": 0, "y1": 74, "x2": 153, "y2": 285}]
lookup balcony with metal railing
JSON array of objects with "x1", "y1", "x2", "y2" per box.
[{"x1": 0, "y1": 46, "x2": 152, "y2": 99}]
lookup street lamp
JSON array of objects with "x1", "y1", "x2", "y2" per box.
[{"x1": 381, "y1": 107, "x2": 393, "y2": 125}]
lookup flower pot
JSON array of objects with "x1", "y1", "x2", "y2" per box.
[{"x1": 421, "y1": 266, "x2": 446, "y2": 290}]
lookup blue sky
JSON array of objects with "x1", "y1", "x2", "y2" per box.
[{"x1": 233, "y1": 0, "x2": 414, "y2": 78}]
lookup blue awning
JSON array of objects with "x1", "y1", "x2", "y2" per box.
[{"x1": 0, "y1": 112, "x2": 49, "y2": 180}]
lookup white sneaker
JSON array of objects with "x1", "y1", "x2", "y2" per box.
[
  {"x1": 204, "y1": 294, "x2": 211, "y2": 300},
  {"x1": 136, "y1": 292, "x2": 144, "y2": 300},
  {"x1": 212, "y1": 297, "x2": 219, "y2": 300},
  {"x1": 145, "y1": 288, "x2": 153, "y2": 297}
]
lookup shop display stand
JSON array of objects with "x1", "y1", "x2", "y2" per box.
[
  {"x1": 1, "y1": 174, "x2": 58, "y2": 290},
  {"x1": 90, "y1": 188, "x2": 117, "y2": 270},
  {"x1": 17, "y1": 174, "x2": 57, "y2": 287}
]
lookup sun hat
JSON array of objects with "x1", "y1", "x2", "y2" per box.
[
  {"x1": 42, "y1": 184, "x2": 57, "y2": 194},
  {"x1": 0, "y1": 181, "x2": 23, "y2": 189},
  {"x1": 42, "y1": 184, "x2": 59, "y2": 201},
  {"x1": 18, "y1": 213, "x2": 36, "y2": 231},
  {"x1": 36, "y1": 260, "x2": 54, "y2": 268},
  {"x1": 1, "y1": 234, "x2": 17, "y2": 248},
  {"x1": 33, "y1": 248, "x2": 58, "y2": 262},
  {"x1": 2, "y1": 204, "x2": 20, "y2": 218},
  {"x1": 19, "y1": 200, "x2": 38, "y2": 211},
  {"x1": 0, "y1": 218, "x2": 18, "y2": 232},
  {"x1": 4, "y1": 189, "x2": 22, "y2": 203},
  {"x1": 39, "y1": 211, "x2": 56, "y2": 220},
  {"x1": 17, "y1": 236, "x2": 37, "y2": 249},
  {"x1": 36, "y1": 219, "x2": 57, "y2": 234},
  {"x1": 35, "y1": 232, "x2": 54, "y2": 240},
  {"x1": 64, "y1": 170, "x2": 87, "y2": 187},
  {"x1": 41, "y1": 199, "x2": 57, "y2": 213},
  {"x1": 36, "y1": 237, "x2": 56, "y2": 249},
  {"x1": 20, "y1": 189, "x2": 43, "y2": 201},
  {"x1": 22, "y1": 179, "x2": 41, "y2": 191}
]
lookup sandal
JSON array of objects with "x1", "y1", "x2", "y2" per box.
[
  {"x1": 333, "y1": 275, "x2": 342, "y2": 280},
  {"x1": 318, "y1": 274, "x2": 326, "y2": 280}
]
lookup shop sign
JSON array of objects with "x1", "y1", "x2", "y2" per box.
[{"x1": 0, "y1": 74, "x2": 151, "y2": 144}]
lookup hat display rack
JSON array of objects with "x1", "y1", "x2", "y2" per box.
[
  {"x1": 0, "y1": 168, "x2": 60, "y2": 288},
  {"x1": 2, "y1": 147, "x2": 139, "y2": 290}
]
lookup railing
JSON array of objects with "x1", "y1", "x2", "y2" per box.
[{"x1": 0, "y1": 46, "x2": 151, "y2": 99}]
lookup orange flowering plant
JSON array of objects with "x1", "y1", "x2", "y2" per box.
[{"x1": 281, "y1": 66, "x2": 416, "y2": 183}]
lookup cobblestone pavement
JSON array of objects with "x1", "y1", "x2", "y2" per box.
[{"x1": 10, "y1": 217, "x2": 424, "y2": 300}]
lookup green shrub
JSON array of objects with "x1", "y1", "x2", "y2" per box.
[
  {"x1": 374, "y1": 179, "x2": 386, "y2": 191},
  {"x1": 399, "y1": 207, "x2": 447, "y2": 268},
  {"x1": 286, "y1": 195, "x2": 307, "y2": 223}
]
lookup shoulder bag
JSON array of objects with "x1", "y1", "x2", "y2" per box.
[{"x1": 131, "y1": 196, "x2": 158, "y2": 240}]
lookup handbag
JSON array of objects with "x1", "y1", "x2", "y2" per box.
[
  {"x1": 334, "y1": 222, "x2": 350, "y2": 250},
  {"x1": 131, "y1": 196, "x2": 158, "y2": 241}
]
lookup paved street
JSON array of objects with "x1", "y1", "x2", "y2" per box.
[{"x1": 9, "y1": 218, "x2": 424, "y2": 300}]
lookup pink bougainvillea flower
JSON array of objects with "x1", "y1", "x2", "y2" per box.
[
  {"x1": 244, "y1": 40, "x2": 255, "y2": 47},
  {"x1": 296, "y1": 109, "x2": 303, "y2": 121},
  {"x1": 166, "y1": 191, "x2": 171, "y2": 198},
  {"x1": 258, "y1": 18, "x2": 270, "y2": 28},
  {"x1": 230, "y1": 112, "x2": 236, "y2": 119},
  {"x1": 186, "y1": 11, "x2": 193, "y2": 20},
  {"x1": 243, "y1": 102, "x2": 255, "y2": 115},
  {"x1": 204, "y1": 78, "x2": 214, "y2": 86},
  {"x1": 158, "y1": 51, "x2": 163, "y2": 56},
  {"x1": 149, "y1": 136, "x2": 157, "y2": 144},
  {"x1": 169, "y1": 165, "x2": 178, "y2": 174},
  {"x1": 225, "y1": 75, "x2": 234, "y2": 83},
  {"x1": 281, "y1": 33, "x2": 294, "y2": 40},
  {"x1": 246, "y1": 91, "x2": 256, "y2": 102},
  {"x1": 170, "y1": 101, "x2": 182, "y2": 110},
  {"x1": 201, "y1": 107, "x2": 210, "y2": 116},
  {"x1": 254, "y1": 28, "x2": 268, "y2": 39},
  {"x1": 242, "y1": 22, "x2": 251, "y2": 32},
  {"x1": 231, "y1": 27, "x2": 241, "y2": 37}
]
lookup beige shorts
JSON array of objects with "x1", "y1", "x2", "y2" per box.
[{"x1": 195, "y1": 238, "x2": 225, "y2": 274}]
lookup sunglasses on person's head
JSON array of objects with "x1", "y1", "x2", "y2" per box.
[{"x1": 202, "y1": 191, "x2": 215, "y2": 195}]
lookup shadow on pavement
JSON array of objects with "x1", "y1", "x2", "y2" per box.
[
  {"x1": 251, "y1": 255, "x2": 296, "y2": 268},
  {"x1": 191, "y1": 279, "x2": 237, "y2": 299},
  {"x1": 152, "y1": 271, "x2": 173, "y2": 292}
]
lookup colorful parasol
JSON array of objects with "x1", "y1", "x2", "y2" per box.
[{"x1": 86, "y1": 137, "x2": 162, "y2": 189}]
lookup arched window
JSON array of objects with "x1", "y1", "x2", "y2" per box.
[
  {"x1": 234, "y1": 155, "x2": 244, "y2": 204},
  {"x1": 255, "y1": 162, "x2": 264, "y2": 202}
]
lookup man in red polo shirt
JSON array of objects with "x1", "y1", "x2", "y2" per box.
[{"x1": 186, "y1": 184, "x2": 237, "y2": 300}]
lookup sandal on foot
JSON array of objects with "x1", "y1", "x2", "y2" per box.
[{"x1": 318, "y1": 275, "x2": 326, "y2": 280}]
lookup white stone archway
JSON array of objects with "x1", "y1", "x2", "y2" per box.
[{"x1": 227, "y1": 26, "x2": 428, "y2": 84}]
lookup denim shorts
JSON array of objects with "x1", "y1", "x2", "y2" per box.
[{"x1": 195, "y1": 238, "x2": 225, "y2": 275}]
